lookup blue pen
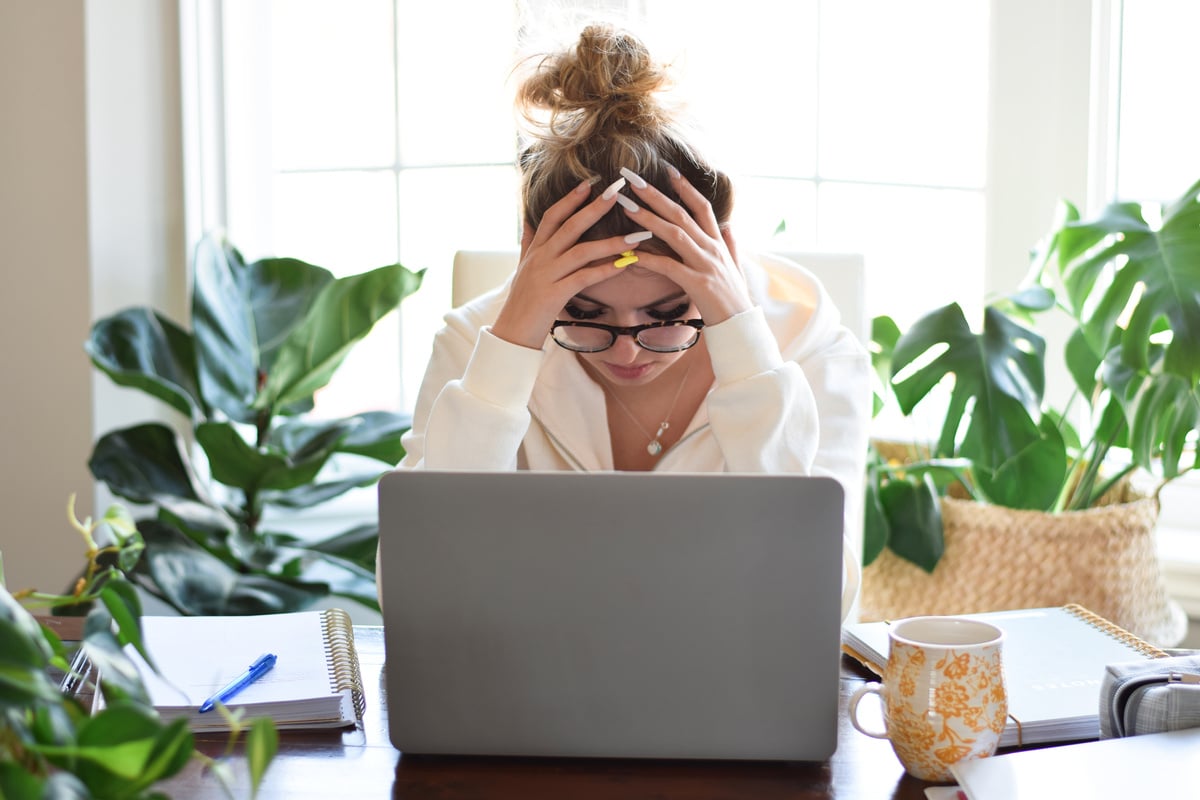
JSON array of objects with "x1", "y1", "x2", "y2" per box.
[{"x1": 198, "y1": 653, "x2": 277, "y2": 713}]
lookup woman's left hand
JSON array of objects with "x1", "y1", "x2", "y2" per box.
[{"x1": 618, "y1": 168, "x2": 754, "y2": 324}]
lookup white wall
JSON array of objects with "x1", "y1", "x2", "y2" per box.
[
  {"x1": 0, "y1": 1, "x2": 184, "y2": 594},
  {"x1": 0, "y1": 3, "x2": 94, "y2": 594}
]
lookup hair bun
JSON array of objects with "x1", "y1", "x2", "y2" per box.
[{"x1": 517, "y1": 24, "x2": 673, "y2": 144}]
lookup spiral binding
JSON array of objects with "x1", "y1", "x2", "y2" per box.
[
  {"x1": 1063, "y1": 603, "x2": 1169, "y2": 659},
  {"x1": 321, "y1": 608, "x2": 367, "y2": 719}
]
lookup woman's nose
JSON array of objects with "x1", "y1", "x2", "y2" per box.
[{"x1": 608, "y1": 333, "x2": 643, "y2": 362}]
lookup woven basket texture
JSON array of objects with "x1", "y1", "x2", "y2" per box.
[{"x1": 861, "y1": 463, "x2": 1187, "y2": 647}]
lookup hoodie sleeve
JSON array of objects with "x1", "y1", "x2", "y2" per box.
[{"x1": 399, "y1": 315, "x2": 544, "y2": 471}]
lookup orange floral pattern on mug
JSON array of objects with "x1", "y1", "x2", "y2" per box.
[
  {"x1": 849, "y1": 617, "x2": 1008, "y2": 783},
  {"x1": 884, "y1": 637, "x2": 1006, "y2": 781}
]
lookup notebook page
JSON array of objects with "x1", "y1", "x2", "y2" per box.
[{"x1": 132, "y1": 611, "x2": 338, "y2": 710}]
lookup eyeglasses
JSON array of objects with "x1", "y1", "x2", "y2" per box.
[{"x1": 549, "y1": 319, "x2": 705, "y2": 353}]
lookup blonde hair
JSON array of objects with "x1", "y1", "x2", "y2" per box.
[{"x1": 515, "y1": 24, "x2": 732, "y2": 248}]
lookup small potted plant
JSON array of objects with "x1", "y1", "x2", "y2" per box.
[{"x1": 862, "y1": 178, "x2": 1200, "y2": 646}]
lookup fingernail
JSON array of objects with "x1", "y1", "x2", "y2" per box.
[
  {"x1": 666, "y1": 163, "x2": 681, "y2": 180},
  {"x1": 614, "y1": 193, "x2": 639, "y2": 213},
  {"x1": 601, "y1": 177, "x2": 627, "y2": 200},
  {"x1": 624, "y1": 230, "x2": 653, "y2": 244},
  {"x1": 619, "y1": 167, "x2": 648, "y2": 189},
  {"x1": 614, "y1": 251, "x2": 639, "y2": 269}
]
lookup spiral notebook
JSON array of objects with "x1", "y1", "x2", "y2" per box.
[
  {"x1": 101, "y1": 608, "x2": 365, "y2": 732},
  {"x1": 842, "y1": 604, "x2": 1168, "y2": 747}
]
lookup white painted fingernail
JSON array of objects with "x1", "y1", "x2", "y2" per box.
[
  {"x1": 601, "y1": 177, "x2": 627, "y2": 200},
  {"x1": 666, "y1": 163, "x2": 681, "y2": 180},
  {"x1": 624, "y1": 230, "x2": 653, "y2": 244},
  {"x1": 620, "y1": 167, "x2": 648, "y2": 189},
  {"x1": 614, "y1": 193, "x2": 639, "y2": 213}
]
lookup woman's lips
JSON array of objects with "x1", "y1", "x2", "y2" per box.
[{"x1": 603, "y1": 361, "x2": 654, "y2": 381}]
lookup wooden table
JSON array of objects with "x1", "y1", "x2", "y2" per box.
[
  {"x1": 156, "y1": 627, "x2": 935, "y2": 799},
  {"x1": 39, "y1": 619, "x2": 931, "y2": 798}
]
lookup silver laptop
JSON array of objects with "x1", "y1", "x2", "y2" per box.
[{"x1": 377, "y1": 470, "x2": 844, "y2": 761}]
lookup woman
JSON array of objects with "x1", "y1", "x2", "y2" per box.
[{"x1": 397, "y1": 24, "x2": 870, "y2": 616}]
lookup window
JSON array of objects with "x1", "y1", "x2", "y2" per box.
[
  {"x1": 201, "y1": 0, "x2": 992, "y2": 423},
  {"x1": 1103, "y1": 0, "x2": 1200, "y2": 617}
]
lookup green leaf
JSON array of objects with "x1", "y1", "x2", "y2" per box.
[
  {"x1": 1053, "y1": 179, "x2": 1200, "y2": 383},
  {"x1": 969, "y1": 414, "x2": 1067, "y2": 511},
  {"x1": 879, "y1": 475, "x2": 944, "y2": 573},
  {"x1": 89, "y1": 423, "x2": 204, "y2": 505},
  {"x1": 196, "y1": 422, "x2": 333, "y2": 493},
  {"x1": 261, "y1": 472, "x2": 384, "y2": 509},
  {"x1": 83, "y1": 608, "x2": 150, "y2": 707},
  {"x1": 137, "y1": 521, "x2": 327, "y2": 616},
  {"x1": 86, "y1": 307, "x2": 203, "y2": 419},
  {"x1": 307, "y1": 523, "x2": 379, "y2": 570},
  {"x1": 332, "y1": 411, "x2": 412, "y2": 464},
  {"x1": 890, "y1": 303, "x2": 1046, "y2": 470},
  {"x1": 247, "y1": 716, "x2": 279, "y2": 796},
  {"x1": 192, "y1": 235, "x2": 336, "y2": 422},
  {"x1": 256, "y1": 263, "x2": 424, "y2": 412},
  {"x1": 137, "y1": 718, "x2": 194, "y2": 790},
  {"x1": 0, "y1": 762, "x2": 48, "y2": 799},
  {"x1": 862, "y1": 473, "x2": 890, "y2": 566},
  {"x1": 100, "y1": 579, "x2": 150, "y2": 669}
]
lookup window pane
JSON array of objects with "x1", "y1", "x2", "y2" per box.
[
  {"x1": 816, "y1": 182, "x2": 985, "y2": 326},
  {"x1": 1117, "y1": 1, "x2": 1200, "y2": 201},
  {"x1": 642, "y1": 0, "x2": 819, "y2": 177},
  {"x1": 732, "y1": 177, "x2": 819, "y2": 253},
  {"x1": 819, "y1": 0, "x2": 989, "y2": 188},
  {"x1": 397, "y1": 165, "x2": 522, "y2": 407},
  {"x1": 270, "y1": 0, "x2": 396, "y2": 170},
  {"x1": 396, "y1": 4, "x2": 519, "y2": 166},
  {"x1": 268, "y1": 170, "x2": 401, "y2": 418},
  {"x1": 270, "y1": 171, "x2": 399, "y2": 274}
]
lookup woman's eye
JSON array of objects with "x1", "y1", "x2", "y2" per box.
[
  {"x1": 565, "y1": 303, "x2": 604, "y2": 320},
  {"x1": 646, "y1": 302, "x2": 689, "y2": 321}
]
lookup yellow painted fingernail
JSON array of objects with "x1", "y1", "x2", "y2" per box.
[{"x1": 614, "y1": 251, "x2": 638, "y2": 269}]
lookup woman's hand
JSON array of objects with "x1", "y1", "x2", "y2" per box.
[
  {"x1": 616, "y1": 167, "x2": 754, "y2": 325},
  {"x1": 490, "y1": 178, "x2": 647, "y2": 349}
]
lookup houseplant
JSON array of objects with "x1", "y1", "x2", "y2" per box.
[
  {"x1": 862, "y1": 177, "x2": 1200, "y2": 645},
  {"x1": 86, "y1": 234, "x2": 423, "y2": 616},
  {"x1": 1, "y1": 497, "x2": 276, "y2": 799}
]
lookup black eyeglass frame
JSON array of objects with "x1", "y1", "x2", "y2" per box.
[{"x1": 549, "y1": 319, "x2": 706, "y2": 353}]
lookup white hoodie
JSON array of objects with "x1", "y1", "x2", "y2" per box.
[{"x1": 397, "y1": 253, "x2": 871, "y2": 618}]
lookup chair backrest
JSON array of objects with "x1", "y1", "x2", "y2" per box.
[{"x1": 452, "y1": 250, "x2": 867, "y2": 343}]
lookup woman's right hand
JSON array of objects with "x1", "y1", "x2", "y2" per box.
[{"x1": 490, "y1": 178, "x2": 646, "y2": 350}]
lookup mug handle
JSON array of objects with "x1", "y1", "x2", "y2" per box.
[{"x1": 848, "y1": 681, "x2": 889, "y2": 739}]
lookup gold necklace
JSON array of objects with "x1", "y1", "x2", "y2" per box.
[{"x1": 605, "y1": 361, "x2": 693, "y2": 457}]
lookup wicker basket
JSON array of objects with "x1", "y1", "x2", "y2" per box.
[{"x1": 860, "y1": 471, "x2": 1187, "y2": 648}]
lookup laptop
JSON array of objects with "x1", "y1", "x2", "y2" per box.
[{"x1": 377, "y1": 470, "x2": 844, "y2": 761}]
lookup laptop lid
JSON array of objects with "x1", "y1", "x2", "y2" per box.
[{"x1": 378, "y1": 470, "x2": 844, "y2": 761}]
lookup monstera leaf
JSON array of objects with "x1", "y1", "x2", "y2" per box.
[
  {"x1": 1049, "y1": 178, "x2": 1200, "y2": 382},
  {"x1": 889, "y1": 302, "x2": 1047, "y2": 473}
]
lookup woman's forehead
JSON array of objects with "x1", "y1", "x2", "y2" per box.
[{"x1": 575, "y1": 267, "x2": 685, "y2": 307}]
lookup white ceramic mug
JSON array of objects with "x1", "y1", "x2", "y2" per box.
[{"x1": 848, "y1": 616, "x2": 1007, "y2": 782}]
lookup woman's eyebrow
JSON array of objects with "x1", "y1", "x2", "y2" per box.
[
  {"x1": 572, "y1": 290, "x2": 688, "y2": 309},
  {"x1": 640, "y1": 290, "x2": 688, "y2": 310}
]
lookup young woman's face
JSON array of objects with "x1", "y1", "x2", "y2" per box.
[{"x1": 559, "y1": 266, "x2": 699, "y2": 388}]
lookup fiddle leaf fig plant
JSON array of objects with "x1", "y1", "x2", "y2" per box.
[
  {"x1": 0, "y1": 497, "x2": 277, "y2": 799},
  {"x1": 86, "y1": 234, "x2": 424, "y2": 615},
  {"x1": 866, "y1": 177, "x2": 1200, "y2": 571}
]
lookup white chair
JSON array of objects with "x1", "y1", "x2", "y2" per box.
[{"x1": 451, "y1": 250, "x2": 868, "y2": 344}]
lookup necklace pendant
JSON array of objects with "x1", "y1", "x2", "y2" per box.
[{"x1": 646, "y1": 439, "x2": 663, "y2": 456}]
